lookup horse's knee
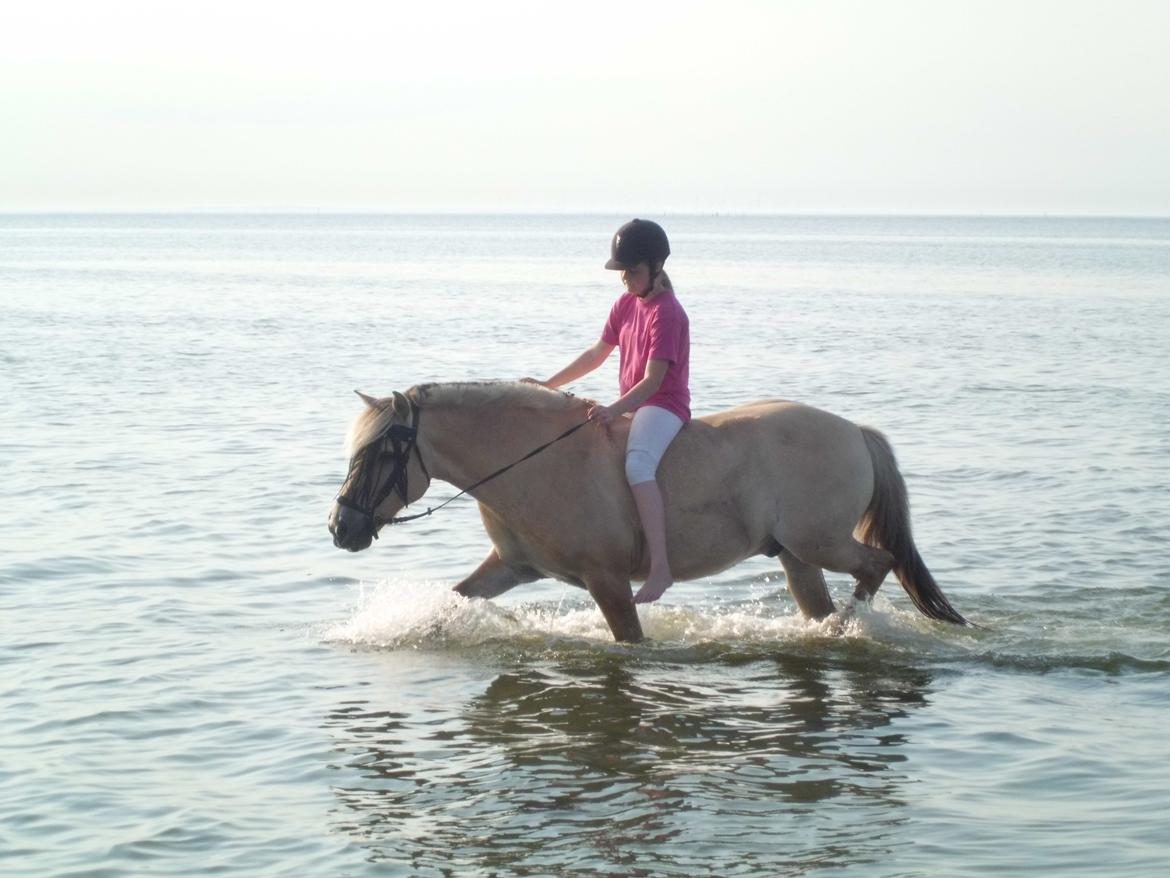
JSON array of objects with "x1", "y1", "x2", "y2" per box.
[
  {"x1": 778, "y1": 535, "x2": 852, "y2": 576},
  {"x1": 454, "y1": 551, "x2": 539, "y2": 599},
  {"x1": 852, "y1": 544, "x2": 894, "y2": 600},
  {"x1": 783, "y1": 536, "x2": 890, "y2": 586}
]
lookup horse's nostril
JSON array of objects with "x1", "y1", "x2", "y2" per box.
[
  {"x1": 329, "y1": 507, "x2": 346, "y2": 543},
  {"x1": 329, "y1": 504, "x2": 376, "y2": 551}
]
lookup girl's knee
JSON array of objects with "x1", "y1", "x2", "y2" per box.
[
  {"x1": 625, "y1": 449, "x2": 659, "y2": 485},
  {"x1": 625, "y1": 406, "x2": 682, "y2": 485}
]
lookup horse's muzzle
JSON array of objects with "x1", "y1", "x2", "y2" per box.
[{"x1": 328, "y1": 502, "x2": 376, "y2": 552}]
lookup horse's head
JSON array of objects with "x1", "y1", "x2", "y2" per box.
[{"x1": 328, "y1": 390, "x2": 432, "y2": 551}]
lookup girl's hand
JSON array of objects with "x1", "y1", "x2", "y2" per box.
[
  {"x1": 519, "y1": 377, "x2": 547, "y2": 387},
  {"x1": 588, "y1": 404, "x2": 618, "y2": 423}
]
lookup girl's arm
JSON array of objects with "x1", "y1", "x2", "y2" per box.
[
  {"x1": 524, "y1": 339, "x2": 614, "y2": 389},
  {"x1": 589, "y1": 359, "x2": 669, "y2": 421}
]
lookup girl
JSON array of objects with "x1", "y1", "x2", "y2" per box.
[{"x1": 525, "y1": 219, "x2": 690, "y2": 604}]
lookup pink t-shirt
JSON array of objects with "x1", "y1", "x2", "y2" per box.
[{"x1": 601, "y1": 289, "x2": 691, "y2": 422}]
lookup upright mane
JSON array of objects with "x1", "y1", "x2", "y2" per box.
[
  {"x1": 344, "y1": 381, "x2": 588, "y2": 458},
  {"x1": 413, "y1": 381, "x2": 588, "y2": 412}
]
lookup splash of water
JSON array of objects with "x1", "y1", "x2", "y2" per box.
[{"x1": 322, "y1": 578, "x2": 968, "y2": 659}]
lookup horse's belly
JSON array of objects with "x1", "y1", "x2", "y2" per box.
[{"x1": 665, "y1": 503, "x2": 770, "y2": 581}]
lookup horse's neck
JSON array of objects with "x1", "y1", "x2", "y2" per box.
[{"x1": 422, "y1": 403, "x2": 582, "y2": 497}]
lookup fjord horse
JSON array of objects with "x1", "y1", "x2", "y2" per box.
[{"x1": 328, "y1": 382, "x2": 967, "y2": 642}]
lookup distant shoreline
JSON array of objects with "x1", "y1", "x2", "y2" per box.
[{"x1": 2, "y1": 209, "x2": 1169, "y2": 220}]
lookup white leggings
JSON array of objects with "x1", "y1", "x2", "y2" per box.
[{"x1": 625, "y1": 405, "x2": 684, "y2": 485}]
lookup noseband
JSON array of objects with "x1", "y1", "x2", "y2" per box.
[{"x1": 335, "y1": 398, "x2": 430, "y2": 533}]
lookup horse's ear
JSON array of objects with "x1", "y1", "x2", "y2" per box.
[
  {"x1": 354, "y1": 390, "x2": 380, "y2": 410},
  {"x1": 392, "y1": 391, "x2": 411, "y2": 417}
]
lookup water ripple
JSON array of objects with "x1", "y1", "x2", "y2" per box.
[{"x1": 5, "y1": 213, "x2": 1170, "y2": 877}]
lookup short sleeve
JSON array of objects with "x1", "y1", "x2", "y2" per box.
[
  {"x1": 647, "y1": 306, "x2": 681, "y2": 363},
  {"x1": 601, "y1": 297, "x2": 623, "y2": 346}
]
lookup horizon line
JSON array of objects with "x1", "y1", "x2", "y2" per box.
[{"x1": 2, "y1": 207, "x2": 1169, "y2": 220}]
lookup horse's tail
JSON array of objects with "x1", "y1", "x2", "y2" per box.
[{"x1": 858, "y1": 426, "x2": 969, "y2": 626}]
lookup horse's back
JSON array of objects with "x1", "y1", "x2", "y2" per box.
[
  {"x1": 686, "y1": 399, "x2": 867, "y2": 466},
  {"x1": 658, "y1": 399, "x2": 874, "y2": 557},
  {"x1": 603, "y1": 399, "x2": 867, "y2": 480},
  {"x1": 699, "y1": 398, "x2": 858, "y2": 431}
]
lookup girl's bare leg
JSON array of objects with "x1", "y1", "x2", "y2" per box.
[{"x1": 631, "y1": 480, "x2": 673, "y2": 604}]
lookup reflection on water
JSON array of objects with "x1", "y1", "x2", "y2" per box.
[{"x1": 324, "y1": 653, "x2": 932, "y2": 874}]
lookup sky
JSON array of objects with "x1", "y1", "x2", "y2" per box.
[{"x1": 2, "y1": 0, "x2": 1168, "y2": 215}]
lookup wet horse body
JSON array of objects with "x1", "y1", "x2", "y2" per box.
[{"x1": 328, "y1": 382, "x2": 967, "y2": 642}]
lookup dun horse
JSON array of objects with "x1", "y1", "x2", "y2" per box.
[{"x1": 328, "y1": 381, "x2": 968, "y2": 642}]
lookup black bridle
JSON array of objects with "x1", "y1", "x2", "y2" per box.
[{"x1": 335, "y1": 398, "x2": 430, "y2": 534}]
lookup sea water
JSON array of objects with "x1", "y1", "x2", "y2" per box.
[{"x1": 2, "y1": 213, "x2": 1169, "y2": 876}]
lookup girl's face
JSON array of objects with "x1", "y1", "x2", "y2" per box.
[{"x1": 620, "y1": 262, "x2": 651, "y2": 295}]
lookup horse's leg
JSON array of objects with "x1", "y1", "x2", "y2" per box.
[
  {"x1": 847, "y1": 542, "x2": 895, "y2": 603},
  {"x1": 584, "y1": 575, "x2": 644, "y2": 643},
  {"x1": 779, "y1": 549, "x2": 836, "y2": 620},
  {"x1": 786, "y1": 536, "x2": 894, "y2": 605},
  {"x1": 453, "y1": 549, "x2": 540, "y2": 599}
]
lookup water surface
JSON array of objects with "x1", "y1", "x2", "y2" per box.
[{"x1": 2, "y1": 213, "x2": 1169, "y2": 876}]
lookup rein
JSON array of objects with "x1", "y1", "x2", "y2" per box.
[
  {"x1": 386, "y1": 414, "x2": 595, "y2": 525},
  {"x1": 338, "y1": 397, "x2": 594, "y2": 530}
]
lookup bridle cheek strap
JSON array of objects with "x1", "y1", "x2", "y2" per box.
[{"x1": 335, "y1": 401, "x2": 428, "y2": 534}]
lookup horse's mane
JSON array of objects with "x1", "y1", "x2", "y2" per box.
[
  {"x1": 414, "y1": 381, "x2": 587, "y2": 412},
  {"x1": 345, "y1": 381, "x2": 588, "y2": 457}
]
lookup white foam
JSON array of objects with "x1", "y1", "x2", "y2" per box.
[
  {"x1": 321, "y1": 579, "x2": 961, "y2": 655},
  {"x1": 323, "y1": 579, "x2": 524, "y2": 648}
]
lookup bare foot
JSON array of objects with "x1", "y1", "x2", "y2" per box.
[{"x1": 633, "y1": 570, "x2": 673, "y2": 604}]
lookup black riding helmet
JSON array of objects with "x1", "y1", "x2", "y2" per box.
[{"x1": 605, "y1": 218, "x2": 670, "y2": 270}]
